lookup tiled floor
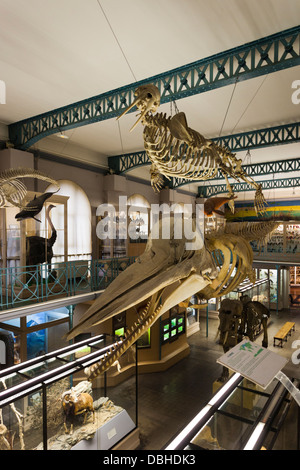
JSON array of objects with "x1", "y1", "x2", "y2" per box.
[{"x1": 134, "y1": 307, "x2": 300, "y2": 450}]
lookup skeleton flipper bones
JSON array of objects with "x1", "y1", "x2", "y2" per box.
[
  {"x1": 67, "y1": 218, "x2": 278, "y2": 380},
  {"x1": 117, "y1": 84, "x2": 267, "y2": 215}
]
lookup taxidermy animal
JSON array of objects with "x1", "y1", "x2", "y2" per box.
[
  {"x1": 66, "y1": 216, "x2": 278, "y2": 381},
  {"x1": 15, "y1": 190, "x2": 58, "y2": 222},
  {"x1": 117, "y1": 84, "x2": 266, "y2": 215},
  {"x1": 0, "y1": 167, "x2": 59, "y2": 209},
  {"x1": 26, "y1": 204, "x2": 57, "y2": 266},
  {"x1": 204, "y1": 195, "x2": 237, "y2": 217},
  {"x1": 61, "y1": 389, "x2": 95, "y2": 435}
]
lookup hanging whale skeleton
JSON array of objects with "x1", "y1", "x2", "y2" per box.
[
  {"x1": 117, "y1": 84, "x2": 266, "y2": 215},
  {"x1": 67, "y1": 217, "x2": 278, "y2": 380}
]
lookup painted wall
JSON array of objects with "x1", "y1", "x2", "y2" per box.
[{"x1": 226, "y1": 199, "x2": 300, "y2": 222}]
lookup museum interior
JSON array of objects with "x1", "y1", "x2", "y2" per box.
[{"x1": 0, "y1": 0, "x2": 300, "y2": 452}]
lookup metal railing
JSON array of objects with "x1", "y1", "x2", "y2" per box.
[{"x1": 0, "y1": 256, "x2": 135, "y2": 311}]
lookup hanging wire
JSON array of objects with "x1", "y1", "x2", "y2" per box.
[
  {"x1": 230, "y1": 74, "x2": 268, "y2": 134},
  {"x1": 117, "y1": 120, "x2": 125, "y2": 157},
  {"x1": 96, "y1": 0, "x2": 137, "y2": 82},
  {"x1": 170, "y1": 99, "x2": 180, "y2": 117},
  {"x1": 219, "y1": 76, "x2": 239, "y2": 137}
]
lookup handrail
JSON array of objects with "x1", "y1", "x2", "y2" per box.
[{"x1": 0, "y1": 256, "x2": 136, "y2": 312}]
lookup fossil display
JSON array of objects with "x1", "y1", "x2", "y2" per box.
[
  {"x1": 67, "y1": 217, "x2": 278, "y2": 380},
  {"x1": 118, "y1": 84, "x2": 266, "y2": 215}
]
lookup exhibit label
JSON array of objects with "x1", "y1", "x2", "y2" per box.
[{"x1": 217, "y1": 339, "x2": 288, "y2": 389}]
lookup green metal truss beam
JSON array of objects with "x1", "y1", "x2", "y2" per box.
[
  {"x1": 8, "y1": 26, "x2": 300, "y2": 150},
  {"x1": 197, "y1": 176, "x2": 300, "y2": 198},
  {"x1": 109, "y1": 121, "x2": 300, "y2": 176},
  {"x1": 172, "y1": 156, "x2": 300, "y2": 189}
]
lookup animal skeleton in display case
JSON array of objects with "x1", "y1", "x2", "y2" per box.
[
  {"x1": 67, "y1": 217, "x2": 278, "y2": 381},
  {"x1": 117, "y1": 84, "x2": 266, "y2": 215}
]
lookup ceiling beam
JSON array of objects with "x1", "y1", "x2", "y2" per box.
[
  {"x1": 109, "y1": 121, "x2": 300, "y2": 175},
  {"x1": 9, "y1": 26, "x2": 300, "y2": 150},
  {"x1": 171, "y1": 155, "x2": 300, "y2": 189},
  {"x1": 197, "y1": 176, "x2": 300, "y2": 198}
]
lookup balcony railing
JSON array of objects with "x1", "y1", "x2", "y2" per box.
[{"x1": 0, "y1": 257, "x2": 136, "y2": 311}]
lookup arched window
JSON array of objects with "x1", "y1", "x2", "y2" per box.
[
  {"x1": 44, "y1": 180, "x2": 92, "y2": 262},
  {"x1": 127, "y1": 194, "x2": 150, "y2": 241}
]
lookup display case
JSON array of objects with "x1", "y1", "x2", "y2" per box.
[
  {"x1": 0, "y1": 191, "x2": 68, "y2": 269},
  {"x1": 166, "y1": 373, "x2": 300, "y2": 451},
  {"x1": 0, "y1": 334, "x2": 139, "y2": 450},
  {"x1": 251, "y1": 221, "x2": 300, "y2": 264}
]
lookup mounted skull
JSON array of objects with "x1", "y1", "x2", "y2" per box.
[{"x1": 118, "y1": 84, "x2": 161, "y2": 131}]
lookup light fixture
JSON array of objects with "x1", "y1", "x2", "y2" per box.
[
  {"x1": 165, "y1": 373, "x2": 241, "y2": 450},
  {"x1": 58, "y1": 131, "x2": 69, "y2": 139},
  {"x1": 56, "y1": 128, "x2": 69, "y2": 139},
  {"x1": 243, "y1": 422, "x2": 265, "y2": 450}
]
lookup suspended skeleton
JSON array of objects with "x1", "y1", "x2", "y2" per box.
[
  {"x1": 118, "y1": 84, "x2": 266, "y2": 215},
  {"x1": 0, "y1": 168, "x2": 59, "y2": 210},
  {"x1": 67, "y1": 217, "x2": 278, "y2": 380}
]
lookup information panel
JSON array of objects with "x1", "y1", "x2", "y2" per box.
[{"x1": 217, "y1": 339, "x2": 288, "y2": 389}]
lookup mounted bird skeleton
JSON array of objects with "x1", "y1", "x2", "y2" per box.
[
  {"x1": 117, "y1": 84, "x2": 266, "y2": 215},
  {"x1": 67, "y1": 217, "x2": 278, "y2": 381}
]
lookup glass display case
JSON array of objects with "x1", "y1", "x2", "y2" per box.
[
  {"x1": 0, "y1": 334, "x2": 138, "y2": 450},
  {"x1": 166, "y1": 373, "x2": 300, "y2": 451},
  {"x1": 251, "y1": 222, "x2": 300, "y2": 265},
  {"x1": 0, "y1": 191, "x2": 68, "y2": 269}
]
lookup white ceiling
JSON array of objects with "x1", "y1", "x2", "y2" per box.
[{"x1": 0, "y1": 0, "x2": 300, "y2": 197}]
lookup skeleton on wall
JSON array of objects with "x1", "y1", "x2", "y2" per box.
[{"x1": 118, "y1": 84, "x2": 266, "y2": 215}]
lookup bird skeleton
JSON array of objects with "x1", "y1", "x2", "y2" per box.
[
  {"x1": 67, "y1": 217, "x2": 278, "y2": 380},
  {"x1": 0, "y1": 168, "x2": 59, "y2": 210},
  {"x1": 117, "y1": 84, "x2": 266, "y2": 215}
]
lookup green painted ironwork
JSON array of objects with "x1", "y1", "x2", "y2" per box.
[
  {"x1": 172, "y1": 156, "x2": 300, "y2": 189},
  {"x1": 198, "y1": 175, "x2": 300, "y2": 198},
  {"x1": 0, "y1": 257, "x2": 135, "y2": 311},
  {"x1": 109, "y1": 122, "x2": 300, "y2": 177},
  {"x1": 9, "y1": 26, "x2": 300, "y2": 150},
  {"x1": 213, "y1": 121, "x2": 300, "y2": 153}
]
